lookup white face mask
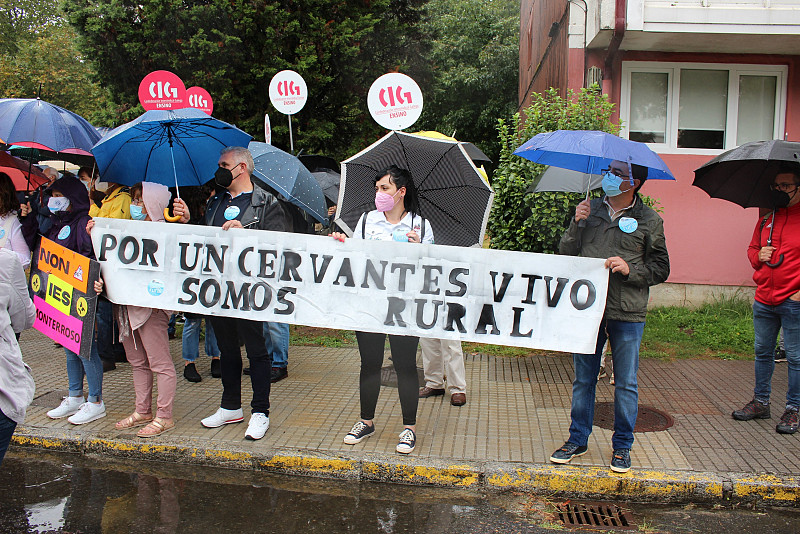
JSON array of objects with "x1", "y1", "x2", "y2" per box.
[
  {"x1": 48, "y1": 196, "x2": 71, "y2": 212},
  {"x1": 94, "y1": 181, "x2": 110, "y2": 192}
]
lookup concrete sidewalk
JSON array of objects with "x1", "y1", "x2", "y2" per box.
[{"x1": 11, "y1": 329, "x2": 800, "y2": 506}]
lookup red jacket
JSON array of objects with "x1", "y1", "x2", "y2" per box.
[{"x1": 748, "y1": 202, "x2": 800, "y2": 305}]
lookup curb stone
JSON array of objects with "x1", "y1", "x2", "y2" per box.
[{"x1": 11, "y1": 428, "x2": 800, "y2": 507}]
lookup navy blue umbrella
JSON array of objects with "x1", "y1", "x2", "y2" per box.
[
  {"x1": 92, "y1": 108, "x2": 252, "y2": 196},
  {"x1": 248, "y1": 141, "x2": 328, "y2": 224},
  {"x1": 0, "y1": 98, "x2": 100, "y2": 156},
  {"x1": 513, "y1": 130, "x2": 675, "y2": 191}
]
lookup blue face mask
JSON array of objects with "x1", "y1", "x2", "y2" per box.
[
  {"x1": 129, "y1": 205, "x2": 147, "y2": 220},
  {"x1": 601, "y1": 172, "x2": 624, "y2": 197}
]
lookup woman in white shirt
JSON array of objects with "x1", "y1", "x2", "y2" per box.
[
  {"x1": 0, "y1": 173, "x2": 31, "y2": 269},
  {"x1": 332, "y1": 165, "x2": 434, "y2": 455}
]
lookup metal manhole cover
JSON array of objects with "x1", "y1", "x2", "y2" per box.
[
  {"x1": 380, "y1": 366, "x2": 425, "y2": 388},
  {"x1": 30, "y1": 390, "x2": 68, "y2": 408},
  {"x1": 554, "y1": 501, "x2": 636, "y2": 530},
  {"x1": 593, "y1": 402, "x2": 674, "y2": 432}
]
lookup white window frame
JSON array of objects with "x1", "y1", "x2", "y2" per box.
[{"x1": 620, "y1": 61, "x2": 788, "y2": 155}]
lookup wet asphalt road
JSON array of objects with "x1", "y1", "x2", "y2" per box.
[{"x1": 0, "y1": 450, "x2": 798, "y2": 533}]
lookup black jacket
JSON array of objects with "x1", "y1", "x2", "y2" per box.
[{"x1": 204, "y1": 181, "x2": 293, "y2": 232}]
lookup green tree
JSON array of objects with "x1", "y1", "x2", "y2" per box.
[
  {"x1": 61, "y1": 0, "x2": 424, "y2": 159},
  {"x1": 487, "y1": 87, "x2": 619, "y2": 253},
  {"x1": 0, "y1": 0, "x2": 63, "y2": 55},
  {"x1": 414, "y1": 0, "x2": 519, "y2": 164}
]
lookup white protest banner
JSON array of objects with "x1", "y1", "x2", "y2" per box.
[{"x1": 91, "y1": 219, "x2": 609, "y2": 353}]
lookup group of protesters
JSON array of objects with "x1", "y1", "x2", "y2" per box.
[{"x1": 1, "y1": 146, "x2": 798, "y2": 473}]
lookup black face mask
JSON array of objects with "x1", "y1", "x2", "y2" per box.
[
  {"x1": 214, "y1": 167, "x2": 234, "y2": 188},
  {"x1": 770, "y1": 189, "x2": 792, "y2": 209}
]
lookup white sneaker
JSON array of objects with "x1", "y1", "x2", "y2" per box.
[
  {"x1": 47, "y1": 396, "x2": 85, "y2": 419},
  {"x1": 201, "y1": 407, "x2": 244, "y2": 428},
  {"x1": 244, "y1": 413, "x2": 270, "y2": 440},
  {"x1": 68, "y1": 401, "x2": 106, "y2": 425}
]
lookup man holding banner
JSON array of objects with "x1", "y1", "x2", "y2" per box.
[
  {"x1": 550, "y1": 161, "x2": 670, "y2": 473},
  {"x1": 174, "y1": 146, "x2": 292, "y2": 441}
]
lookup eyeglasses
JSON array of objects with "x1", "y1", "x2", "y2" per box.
[
  {"x1": 771, "y1": 183, "x2": 799, "y2": 193},
  {"x1": 601, "y1": 167, "x2": 629, "y2": 178}
]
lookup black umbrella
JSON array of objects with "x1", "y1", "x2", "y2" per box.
[
  {"x1": 693, "y1": 139, "x2": 800, "y2": 267},
  {"x1": 338, "y1": 131, "x2": 494, "y2": 247},
  {"x1": 312, "y1": 169, "x2": 340, "y2": 204}
]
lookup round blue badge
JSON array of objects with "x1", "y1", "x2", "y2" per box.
[
  {"x1": 57, "y1": 226, "x2": 71, "y2": 240},
  {"x1": 618, "y1": 217, "x2": 638, "y2": 234},
  {"x1": 147, "y1": 280, "x2": 165, "y2": 296},
  {"x1": 0, "y1": 228, "x2": 5, "y2": 240},
  {"x1": 392, "y1": 229, "x2": 409, "y2": 242},
  {"x1": 224, "y1": 205, "x2": 240, "y2": 220}
]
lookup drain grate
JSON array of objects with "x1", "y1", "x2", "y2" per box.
[{"x1": 554, "y1": 501, "x2": 636, "y2": 530}]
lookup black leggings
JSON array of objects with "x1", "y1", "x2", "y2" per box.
[{"x1": 355, "y1": 331, "x2": 419, "y2": 426}]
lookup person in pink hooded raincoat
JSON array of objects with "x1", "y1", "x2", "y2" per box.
[{"x1": 90, "y1": 182, "x2": 177, "y2": 437}]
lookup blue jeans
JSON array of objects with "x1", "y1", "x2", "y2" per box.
[
  {"x1": 569, "y1": 319, "x2": 645, "y2": 451},
  {"x1": 0, "y1": 408, "x2": 16, "y2": 466},
  {"x1": 182, "y1": 316, "x2": 220, "y2": 362},
  {"x1": 65, "y1": 341, "x2": 103, "y2": 402},
  {"x1": 753, "y1": 299, "x2": 800, "y2": 409},
  {"x1": 263, "y1": 322, "x2": 289, "y2": 368}
]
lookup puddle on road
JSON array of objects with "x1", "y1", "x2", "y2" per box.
[{"x1": 0, "y1": 451, "x2": 533, "y2": 534}]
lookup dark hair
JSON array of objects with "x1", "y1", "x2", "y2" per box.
[
  {"x1": 374, "y1": 165, "x2": 420, "y2": 215},
  {"x1": 0, "y1": 172, "x2": 17, "y2": 217},
  {"x1": 778, "y1": 161, "x2": 800, "y2": 182},
  {"x1": 631, "y1": 163, "x2": 648, "y2": 194},
  {"x1": 130, "y1": 182, "x2": 143, "y2": 200},
  {"x1": 78, "y1": 166, "x2": 98, "y2": 180}
]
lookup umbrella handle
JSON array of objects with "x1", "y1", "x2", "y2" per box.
[{"x1": 764, "y1": 210, "x2": 784, "y2": 268}]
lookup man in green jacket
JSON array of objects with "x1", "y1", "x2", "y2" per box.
[{"x1": 549, "y1": 160, "x2": 670, "y2": 473}]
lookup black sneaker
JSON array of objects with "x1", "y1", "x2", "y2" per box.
[
  {"x1": 211, "y1": 358, "x2": 221, "y2": 378},
  {"x1": 242, "y1": 366, "x2": 250, "y2": 376},
  {"x1": 343, "y1": 421, "x2": 375, "y2": 445},
  {"x1": 549, "y1": 442, "x2": 588, "y2": 464},
  {"x1": 776, "y1": 408, "x2": 799, "y2": 434},
  {"x1": 732, "y1": 399, "x2": 770, "y2": 421},
  {"x1": 396, "y1": 428, "x2": 416, "y2": 454},
  {"x1": 271, "y1": 367, "x2": 288, "y2": 383},
  {"x1": 610, "y1": 448, "x2": 631, "y2": 473},
  {"x1": 183, "y1": 363, "x2": 202, "y2": 383},
  {"x1": 774, "y1": 348, "x2": 787, "y2": 363}
]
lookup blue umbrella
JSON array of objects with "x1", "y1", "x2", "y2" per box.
[
  {"x1": 0, "y1": 98, "x2": 101, "y2": 156},
  {"x1": 248, "y1": 141, "x2": 328, "y2": 224},
  {"x1": 92, "y1": 108, "x2": 252, "y2": 196},
  {"x1": 513, "y1": 130, "x2": 675, "y2": 188}
]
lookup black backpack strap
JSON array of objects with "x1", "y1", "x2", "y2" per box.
[
  {"x1": 420, "y1": 217, "x2": 426, "y2": 242},
  {"x1": 360, "y1": 213, "x2": 366, "y2": 239}
]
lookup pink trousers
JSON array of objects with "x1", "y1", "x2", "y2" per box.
[{"x1": 121, "y1": 309, "x2": 177, "y2": 419}]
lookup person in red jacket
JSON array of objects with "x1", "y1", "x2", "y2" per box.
[{"x1": 733, "y1": 162, "x2": 800, "y2": 435}]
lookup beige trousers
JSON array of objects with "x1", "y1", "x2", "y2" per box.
[{"x1": 419, "y1": 338, "x2": 466, "y2": 394}]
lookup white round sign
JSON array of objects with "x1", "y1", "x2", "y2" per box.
[
  {"x1": 269, "y1": 70, "x2": 308, "y2": 115},
  {"x1": 367, "y1": 73, "x2": 423, "y2": 131}
]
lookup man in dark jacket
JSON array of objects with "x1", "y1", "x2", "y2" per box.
[
  {"x1": 173, "y1": 146, "x2": 292, "y2": 441},
  {"x1": 733, "y1": 163, "x2": 800, "y2": 435},
  {"x1": 549, "y1": 160, "x2": 670, "y2": 473}
]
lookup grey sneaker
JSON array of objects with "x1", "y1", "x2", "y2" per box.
[
  {"x1": 776, "y1": 408, "x2": 799, "y2": 434},
  {"x1": 610, "y1": 448, "x2": 631, "y2": 473},
  {"x1": 549, "y1": 442, "x2": 588, "y2": 464}
]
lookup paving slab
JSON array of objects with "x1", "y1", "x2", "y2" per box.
[{"x1": 10, "y1": 329, "x2": 800, "y2": 506}]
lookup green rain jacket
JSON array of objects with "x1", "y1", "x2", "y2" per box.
[{"x1": 558, "y1": 194, "x2": 670, "y2": 322}]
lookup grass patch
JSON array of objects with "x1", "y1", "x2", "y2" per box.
[
  {"x1": 280, "y1": 296, "x2": 757, "y2": 362},
  {"x1": 640, "y1": 296, "x2": 754, "y2": 361}
]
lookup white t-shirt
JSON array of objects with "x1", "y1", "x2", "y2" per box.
[{"x1": 353, "y1": 210, "x2": 434, "y2": 244}]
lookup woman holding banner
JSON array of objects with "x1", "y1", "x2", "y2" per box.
[
  {"x1": 332, "y1": 165, "x2": 434, "y2": 454},
  {"x1": 20, "y1": 174, "x2": 106, "y2": 425},
  {"x1": 90, "y1": 182, "x2": 178, "y2": 437}
]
